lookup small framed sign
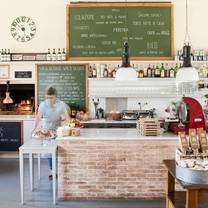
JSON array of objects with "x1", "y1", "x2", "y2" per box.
[
  {"x1": 0, "y1": 65, "x2": 10, "y2": 79},
  {"x1": 15, "y1": 71, "x2": 32, "y2": 79}
]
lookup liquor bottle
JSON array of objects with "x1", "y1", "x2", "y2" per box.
[
  {"x1": 62, "y1": 48, "x2": 66, "y2": 61},
  {"x1": 147, "y1": 64, "x2": 152, "y2": 78},
  {"x1": 6, "y1": 49, "x2": 11, "y2": 62},
  {"x1": 1, "y1": 49, "x2": 5, "y2": 62},
  {"x1": 103, "y1": 64, "x2": 108, "y2": 78},
  {"x1": 160, "y1": 63, "x2": 165, "y2": 78},
  {"x1": 88, "y1": 65, "x2": 93, "y2": 78},
  {"x1": 155, "y1": 65, "x2": 161, "y2": 77},
  {"x1": 112, "y1": 69, "x2": 116, "y2": 78},
  {"x1": 169, "y1": 65, "x2": 175, "y2": 78},
  {"x1": 57, "y1": 48, "x2": 62, "y2": 61},
  {"x1": 151, "y1": 65, "x2": 156, "y2": 78},
  {"x1": 52, "y1": 48, "x2": 56, "y2": 61},
  {"x1": 92, "y1": 64, "x2": 97, "y2": 78},
  {"x1": 46, "y1": 48, "x2": 51, "y2": 61},
  {"x1": 165, "y1": 64, "x2": 170, "y2": 77},
  {"x1": 100, "y1": 64, "x2": 104, "y2": 78},
  {"x1": 143, "y1": 65, "x2": 147, "y2": 77},
  {"x1": 138, "y1": 69, "x2": 144, "y2": 78},
  {"x1": 174, "y1": 63, "x2": 179, "y2": 75}
]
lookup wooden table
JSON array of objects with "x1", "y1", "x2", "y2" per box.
[{"x1": 163, "y1": 159, "x2": 208, "y2": 208}]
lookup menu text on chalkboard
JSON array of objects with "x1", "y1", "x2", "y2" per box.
[
  {"x1": 36, "y1": 64, "x2": 88, "y2": 111},
  {"x1": 0, "y1": 121, "x2": 23, "y2": 151},
  {"x1": 67, "y1": 3, "x2": 174, "y2": 60}
]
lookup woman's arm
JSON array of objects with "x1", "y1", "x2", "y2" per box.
[
  {"x1": 64, "y1": 108, "x2": 71, "y2": 122},
  {"x1": 33, "y1": 111, "x2": 43, "y2": 132}
]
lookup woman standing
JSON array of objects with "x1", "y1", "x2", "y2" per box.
[{"x1": 33, "y1": 86, "x2": 71, "y2": 179}]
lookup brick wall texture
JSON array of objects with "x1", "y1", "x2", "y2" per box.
[{"x1": 58, "y1": 139, "x2": 178, "y2": 200}]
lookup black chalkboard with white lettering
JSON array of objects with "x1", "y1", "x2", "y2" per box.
[{"x1": 0, "y1": 121, "x2": 23, "y2": 151}]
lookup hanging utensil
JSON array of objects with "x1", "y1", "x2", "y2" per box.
[{"x1": 3, "y1": 81, "x2": 13, "y2": 104}]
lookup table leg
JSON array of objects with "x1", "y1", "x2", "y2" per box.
[
  {"x1": 52, "y1": 152, "x2": 56, "y2": 205},
  {"x1": 166, "y1": 170, "x2": 175, "y2": 208},
  {"x1": 38, "y1": 154, "x2": 41, "y2": 181},
  {"x1": 29, "y1": 153, "x2": 34, "y2": 191},
  {"x1": 186, "y1": 190, "x2": 198, "y2": 208},
  {"x1": 19, "y1": 150, "x2": 24, "y2": 204}
]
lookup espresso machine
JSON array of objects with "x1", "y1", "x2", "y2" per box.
[{"x1": 166, "y1": 97, "x2": 206, "y2": 134}]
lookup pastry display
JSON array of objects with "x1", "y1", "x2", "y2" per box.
[
  {"x1": 176, "y1": 128, "x2": 208, "y2": 184},
  {"x1": 71, "y1": 128, "x2": 80, "y2": 137},
  {"x1": 176, "y1": 128, "x2": 208, "y2": 170},
  {"x1": 32, "y1": 129, "x2": 56, "y2": 139},
  {"x1": 57, "y1": 126, "x2": 71, "y2": 137}
]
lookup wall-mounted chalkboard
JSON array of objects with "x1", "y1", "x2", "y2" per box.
[
  {"x1": 0, "y1": 121, "x2": 23, "y2": 151},
  {"x1": 67, "y1": 3, "x2": 174, "y2": 61},
  {"x1": 36, "y1": 64, "x2": 88, "y2": 111}
]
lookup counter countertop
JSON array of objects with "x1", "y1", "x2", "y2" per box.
[
  {"x1": 0, "y1": 115, "x2": 35, "y2": 120},
  {"x1": 56, "y1": 128, "x2": 178, "y2": 141}
]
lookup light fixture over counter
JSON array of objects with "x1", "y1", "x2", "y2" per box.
[
  {"x1": 115, "y1": 42, "x2": 137, "y2": 81},
  {"x1": 175, "y1": 0, "x2": 199, "y2": 94}
]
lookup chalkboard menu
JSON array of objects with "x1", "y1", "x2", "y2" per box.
[
  {"x1": 15, "y1": 71, "x2": 32, "y2": 78},
  {"x1": 36, "y1": 64, "x2": 88, "y2": 111},
  {"x1": 0, "y1": 121, "x2": 23, "y2": 151},
  {"x1": 67, "y1": 3, "x2": 174, "y2": 60}
]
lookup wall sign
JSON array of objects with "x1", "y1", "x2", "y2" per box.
[
  {"x1": 15, "y1": 71, "x2": 32, "y2": 79},
  {"x1": 67, "y1": 3, "x2": 174, "y2": 61},
  {"x1": 0, "y1": 121, "x2": 23, "y2": 151}
]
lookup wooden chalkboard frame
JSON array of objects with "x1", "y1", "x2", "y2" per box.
[
  {"x1": 35, "y1": 64, "x2": 89, "y2": 111},
  {"x1": 66, "y1": 3, "x2": 174, "y2": 61},
  {"x1": 0, "y1": 120, "x2": 23, "y2": 152}
]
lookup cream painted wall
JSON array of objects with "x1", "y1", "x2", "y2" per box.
[
  {"x1": 0, "y1": 0, "x2": 66, "y2": 52},
  {"x1": 0, "y1": 0, "x2": 208, "y2": 52}
]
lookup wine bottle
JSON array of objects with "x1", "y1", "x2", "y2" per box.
[
  {"x1": 6, "y1": 49, "x2": 11, "y2": 62},
  {"x1": 169, "y1": 65, "x2": 175, "y2": 78},
  {"x1": 57, "y1": 48, "x2": 61, "y2": 61},
  {"x1": 46, "y1": 48, "x2": 51, "y2": 61},
  {"x1": 62, "y1": 48, "x2": 66, "y2": 61},
  {"x1": 151, "y1": 65, "x2": 156, "y2": 78},
  {"x1": 52, "y1": 48, "x2": 56, "y2": 61},
  {"x1": 103, "y1": 64, "x2": 108, "y2": 78},
  {"x1": 88, "y1": 65, "x2": 93, "y2": 78},
  {"x1": 147, "y1": 64, "x2": 152, "y2": 78},
  {"x1": 92, "y1": 64, "x2": 97, "y2": 78},
  {"x1": 138, "y1": 69, "x2": 144, "y2": 78},
  {"x1": 155, "y1": 65, "x2": 161, "y2": 77},
  {"x1": 160, "y1": 63, "x2": 165, "y2": 78},
  {"x1": 165, "y1": 64, "x2": 170, "y2": 77}
]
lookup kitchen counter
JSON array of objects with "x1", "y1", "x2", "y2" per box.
[
  {"x1": 57, "y1": 128, "x2": 178, "y2": 200},
  {"x1": 57, "y1": 128, "x2": 177, "y2": 141},
  {"x1": 0, "y1": 114, "x2": 35, "y2": 121}
]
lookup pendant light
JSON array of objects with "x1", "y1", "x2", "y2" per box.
[
  {"x1": 115, "y1": 0, "x2": 137, "y2": 81},
  {"x1": 176, "y1": 0, "x2": 199, "y2": 93},
  {"x1": 3, "y1": 81, "x2": 13, "y2": 104}
]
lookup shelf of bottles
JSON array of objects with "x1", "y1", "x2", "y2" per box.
[
  {"x1": 88, "y1": 62, "x2": 208, "y2": 80},
  {"x1": 0, "y1": 48, "x2": 67, "y2": 62}
]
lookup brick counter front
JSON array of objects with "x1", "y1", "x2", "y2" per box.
[{"x1": 57, "y1": 138, "x2": 177, "y2": 200}]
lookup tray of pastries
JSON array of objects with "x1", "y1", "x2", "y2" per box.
[{"x1": 32, "y1": 129, "x2": 57, "y2": 140}]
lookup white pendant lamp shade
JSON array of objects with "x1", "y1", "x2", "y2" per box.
[
  {"x1": 176, "y1": 66, "x2": 199, "y2": 84},
  {"x1": 115, "y1": 66, "x2": 137, "y2": 81}
]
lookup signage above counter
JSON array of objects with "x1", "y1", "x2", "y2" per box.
[{"x1": 67, "y1": 3, "x2": 174, "y2": 61}]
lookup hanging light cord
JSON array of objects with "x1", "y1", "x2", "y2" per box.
[
  {"x1": 184, "y1": 0, "x2": 191, "y2": 44},
  {"x1": 125, "y1": 0, "x2": 129, "y2": 43}
]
